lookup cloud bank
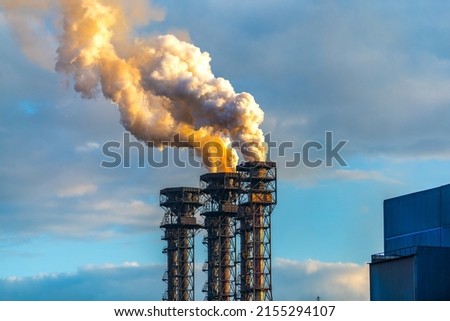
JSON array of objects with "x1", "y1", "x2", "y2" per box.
[
  {"x1": 0, "y1": 262, "x2": 163, "y2": 300},
  {"x1": 0, "y1": 259, "x2": 368, "y2": 301},
  {"x1": 273, "y1": 258, "x2": 369, "y2": 301}
]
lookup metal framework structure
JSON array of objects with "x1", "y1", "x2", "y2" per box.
[
  {"x1": 237, "y1": 161, "x2": 277, "y2": 301},
  {"x1": 200, "y1": 172, "x2": 240, "y2": 301},
  {"x1": 160, "y1": 187, "x2": 202, "y2": 301}
]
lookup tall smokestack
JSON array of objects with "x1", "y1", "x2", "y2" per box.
[
  {"x1": 200, "y1": 172, "x2": 240, "y2": 300},
  {"x1": 237, "y1": 161, "x2": 277, "y2": 301},
  {"x1": 160, "y1": 187, "x2": 202, "y2": 301}
]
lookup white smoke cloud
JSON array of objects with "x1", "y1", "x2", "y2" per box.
[
  {"x1": 0, "y1": 0, "x2": 57, "y2": 70},
  {"x1": 1, "y1": 0, "x2": 267, "y2": 172}
]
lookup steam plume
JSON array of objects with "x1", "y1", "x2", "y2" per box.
[{"x1": 1, "y1": 0, "x2": 267, "y2": 172}]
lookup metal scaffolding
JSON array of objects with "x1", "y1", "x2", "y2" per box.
[
  {"x1": 200, "y1": 172, "x2": 240, "y2": 301},
  {"x1": 237, "y1": 161, "x2": 277, "y2": 301},
  {"x1": 160, "y1": 187, "x2": 202, "y2": 301}
]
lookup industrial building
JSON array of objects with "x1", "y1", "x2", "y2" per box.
[
  {"x1": 370, "y1": 184, "x2": 450, "y2": 300},
  {"x1": 160, "y1": 161, "x2": 277, "y2": 301}
]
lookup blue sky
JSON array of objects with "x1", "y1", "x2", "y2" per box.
[{"x1": 1, "y1": 0, "x2": 450, "y2": 300}]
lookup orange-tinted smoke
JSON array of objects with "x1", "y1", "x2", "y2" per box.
[{"x1": 2, "y1": 0, "x2": 267, "y2": 172}]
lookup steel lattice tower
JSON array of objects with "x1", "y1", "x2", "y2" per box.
[
  {"x1": 237, "y1": 161, "x2": 277, "y2": 301},
  {"x1": 200, "y1": 173, "x2": 240, "y2": 301},
  {"x1": 160, "y1": 187, "x2": 202, "y2": 301}
]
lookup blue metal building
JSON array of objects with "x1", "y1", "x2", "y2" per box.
[{"x1": 370, "y1": 184, "x2": 450, "y2": 300}]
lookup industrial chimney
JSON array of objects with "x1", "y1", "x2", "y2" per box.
[
  {"x1": 160, "y1": 187, "x2": 202, "y2": 301},
  {"x1": 200, "y1": 172, "x2": 240, "y2": 301},
  {"x1": 160, "y1": 162, "x2": 277, "y2": 301},
  {"x1": 237, "y1": 161, "x2": 277, "y2": 301}
]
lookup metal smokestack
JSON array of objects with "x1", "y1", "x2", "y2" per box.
[
  {"x1": 160, "y1": 162, "x2": 277, "y2": 301},
  {"x1": 160, "y1": 187, "x2": 202, "y2": 301},
  {"x1": 200, "y1": 172, "x2": 240, "y2": 301},
  {"x1": 237, "y1": 161, "x2": 277, "y2": 301}
]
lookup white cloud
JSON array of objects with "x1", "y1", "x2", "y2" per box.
[
  {"x1": 5, "y1": 276, "x2": 22, "y2": 282},
  {"x1": 79, "y1": 199, "x2": 161, "y2": 229},
  {"x1": 75, "y1": 142, "x2": 100, "y2": 152},
  {"x1": 57, "y1": 183, "x2": 98, "y2": 198},
  {"x1": 0, "y1": 259, "x2": 368, "y2": 300},
  {"x1": 82, "y1": 261, "x2": 140, "y2": 271},
  {"x1": 29, "y1": 198, "x2": 162, "y2": 238},
  {"x1": 0, "y1": 262, "x2": 163, "y2": 300},
  {"x1": 274, "y1": 258, "x2": 369, "y2": 301}
]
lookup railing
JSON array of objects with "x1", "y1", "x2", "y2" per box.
[
  {"x1": 160, "y1": 213, "x2": 173, "y2": 226},
  {"x1": 371, "y1": 246, "x2": 418, "y2": 263}
]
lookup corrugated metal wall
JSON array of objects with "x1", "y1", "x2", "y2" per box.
[
  {"x1": 441, "y1": 185, "x2": 450, "y2": 226},
  {"x1": 384, "y1": 184, "x2": 450, "y2": 252},
  {"x1": 370, "y1": 247, "x2": 450, "y2": 300},
  {"x1": 370, "y1": 256, "x2": 415, "y2": 301},
  {"x1": 415, "y1": 246, "x2": 450, "y2": 300}
]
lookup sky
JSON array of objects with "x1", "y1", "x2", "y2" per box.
[{"x1": 1, "y1": 0, "x2": 450, "y2": 301}]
